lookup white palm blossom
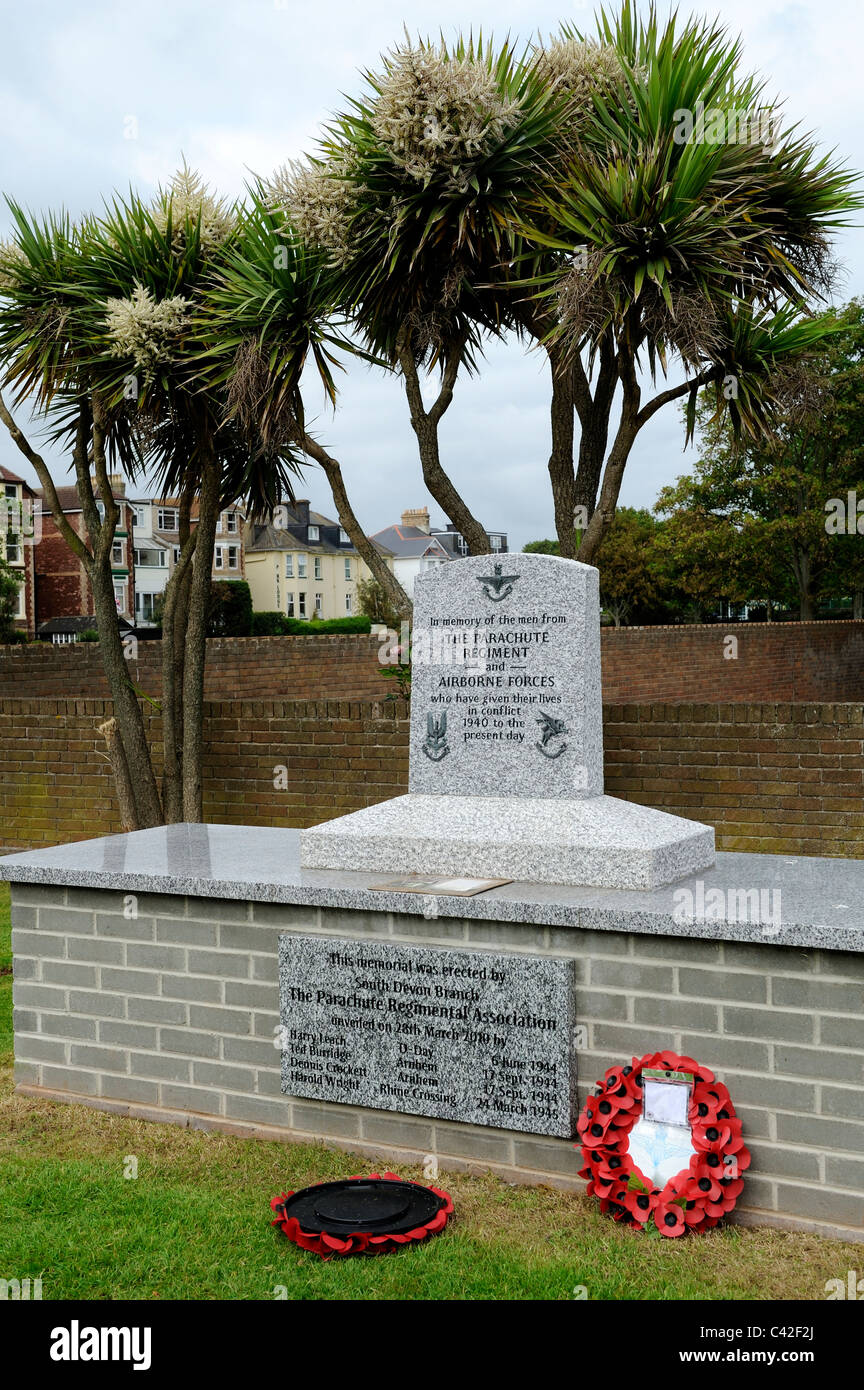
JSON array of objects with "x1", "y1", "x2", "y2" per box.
[
  {"x1": 0, "y1": 240, "x2": 27, "y2": 291},
  {"x1": 370, "y1": 43, "x2": 519, "y2": 189},
  {"x1": 531, "y1": 37, "x2": 628, "y2": 110},
  {"x1": 268, "y1": 157, "x2": 362, "y2": 266},
  {"x1": 151, "y1": 166, "x2": 236, "y2": 252},
  {"x1": 105, "y1": 282, "x2": 192, "y2": 377}
]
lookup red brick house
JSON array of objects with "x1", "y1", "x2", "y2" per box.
[
  {"x1": 1, "y1": 464, "x2": 37, "y2": 638},
  {"x1": 35, "y1": 475, "x2": 136, "y2": 632}
]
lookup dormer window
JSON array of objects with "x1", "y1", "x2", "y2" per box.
[
  {"x1": 308, "y1": 524, "x2": 319, "y2": 542},
  {"x1": 339, "y1": 528, "x2": 349, "y2": 544}
]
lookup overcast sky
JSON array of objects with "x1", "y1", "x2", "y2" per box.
[{"x1": 1, "y1": 0, "x2": 862, "y2": 549}]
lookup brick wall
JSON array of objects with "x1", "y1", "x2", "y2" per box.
[
  {"x1": 12, "y1": 886, "x2": 864, "y2": 1240},
  {"x1": 603, "y1": 703, "x2": 864, "y2": 857},
  {"x1": 2, "y1": 620, "x2": 862, "y2": 704},
  {"x1": 601, "y1": 621, "x2": 864, "y2": 702},
  {"x1": 0, "y1": 634, "x2": 391, "y2": 702},
  {"x1": 1, "y1": 697, "x2": 862, "y2": 858}
]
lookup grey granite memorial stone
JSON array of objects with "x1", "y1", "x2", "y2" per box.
[
  {"x1": 279, "y1": 934, "x2": 577, "y2": 1136},
  {"x1": 300, "y1": 553, "x2": 715, "y2": 888}
]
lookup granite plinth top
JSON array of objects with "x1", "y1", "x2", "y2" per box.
[{"x1": 1, "y1": 824, "x2": 862, "y2": 953}]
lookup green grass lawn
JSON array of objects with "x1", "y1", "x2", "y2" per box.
[{"x1": 0, "y1": 881, "x2": 858, "y2": 1301}]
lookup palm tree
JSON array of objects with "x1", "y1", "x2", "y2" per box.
[
  {"x1": 274, "y1": 33, "x2": 572, "y2": 555},
  {"x1": 525, "y1": 3, "x2": 860, "y2": 560},
  {"x1": 0, "y1": 171, "x2": 308, "y2": 826},
  {"x1": 199, "y1": 189, "x2": 412, "y2": 620}
]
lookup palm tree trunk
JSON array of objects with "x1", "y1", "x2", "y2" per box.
[
  {"x1": 302, "y1": 433, "x2": 412, "y2": 621},
  {"x1": 181, "y1": 444, "x2": 220, "y2": 821},
  {"x1": 160, "y1": 488, "x2": 196, "y2": 822},
  {"x1": 396, "y1": 328, "x2": 490, "y2": 556}
]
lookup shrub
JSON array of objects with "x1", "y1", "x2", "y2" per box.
[
  {"x1": 79, "y1": 629, "x2": 100, "y2": 642},
  {"x1": 251, "y1": 611, "x2": 287, "y2": 636},
  {"x1": 208, "y1": 580, "x2": 253, "y2": 637},
  {"x1": 282, "y1": 616, "x2": 372, "y2": 634}
]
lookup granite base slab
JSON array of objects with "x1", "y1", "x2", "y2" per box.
[{"x1": 299, "y1": 794, "x2": 715, "y2": 889}]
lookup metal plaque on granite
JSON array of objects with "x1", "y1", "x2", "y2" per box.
[{"x1": 278, "y1": 934, "x2": 577, "y2": 1137}]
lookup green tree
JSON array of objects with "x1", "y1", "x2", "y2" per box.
[
  {"x1": 356, "y1": 575, "x2": 401, "y2": 629},
  {"x1": 529, "y1": 4, "x2": 859, "y2": 562},
  {"x1": 594, "y1": 507, "x2": 663, "y2": 625},
  {"x1": 278, "y1": 34, "x2": 576, "y2": 557},
  {"x1": 0, "y1": 554, "x2": 21, "y2": 642},
  {"x1": 0, "y1": 171, "x2": 308, "y2": 826},
  {"x1": 208, "y1": 580, "x2": 253, "y2": 637},
  {"x1": 522, "y1": 539, "x2": 560, "y2": 555},
  {"x1": 658, "y1": 301, "x2": 864, "y2": 620}
]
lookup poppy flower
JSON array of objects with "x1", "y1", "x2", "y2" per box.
[
  {"x1": 624, "y1": 1188, "x2": 658, "y2": 1224},
  {"x1": 654, "y1": 1200, "x2": 686, "y2": 1237}
]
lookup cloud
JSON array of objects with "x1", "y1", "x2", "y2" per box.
[{"x1": 1, "y1": 0, "x2": 861, "y2": 550}]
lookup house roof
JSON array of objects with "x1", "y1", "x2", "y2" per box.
[
  {"x1": 0, "y1": 465, "x2": 35, "y2": 493},
  {"x1": 246, "y1": 522, "x2": 393, "y2": 558},
  {"x1": 35, "y1": 483, "x2": 129, "y2": 515},
  {"x1": 369, "y1": 523, "x2": 451, "y2": 560}
]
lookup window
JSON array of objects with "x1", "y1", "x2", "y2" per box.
[
  {"x1": 132, "y1": 506, "x2": 147, "y2": 528},
  {"x1": 344, "y1": 557, "x2": 352, "y2": 580},
  {"x1": 286, "y1": 594, "x2": 295, "y2": 618},
  {"x1": 314, "y1": 592, "x2": 323, "y2": 616},
  {"x1": 96, "y1": 500, "x2": 106, "y2": 522},
  {"x1": 339, "y1": 528, "x2": 349, "y2": 544},
  {"x1": 111, "y1": 540, "x2": 125, "y2": 566},
  {"x1": 297, "y1": 554, "x2": 307, "y2": 578},
  {"x1": 214, "y1": 545, "x2": 238, "y2": 571},
  {"x1": 173, "y1": 547, "x2": 180, "y2": 565},
  {"x1": 345, "y1": 592, "x2": 352, "y2": 615},
  {"x1": 308, "y1": 524, "x2": 319, "y2": 542},
  {"x1": 298, "y1": 592, "x2": 306, "y2": 618},
  {"x1": 133, "y1": 548, "x2": 166, "y2": 568},
  {"x1": 5, "y1": 533, "x2": 20, "y2": 565},
  {"x1": 314, "y1": 556, "x2": 322, "y2": 580},
  {"x1": 226, "y1": 513, "x2": 238, "y2": 533},
  {"x1": 135, "y1": 591, "x2": 158, "y2": 622},
  {"x1": 4, "y1": 484, "x2": 17, "y2": 499},
  {"x1": 113, "y1": 582, "x2": 127, "y2": 613},
  {"x1": 285, "y1": 554, "x2": 294, "y2": 577},
  {"x1": 157, "y1": 507, "x2": 179, "y2": 531},
  {"x1": 490, "y1": 534, "x2": 505, "y2": 552}
]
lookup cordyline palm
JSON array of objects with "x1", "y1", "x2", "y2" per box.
[
  {"x1": 0, "y1": 173, "x2": 307, "y2": 826},
  {"x1": 522, "y1": 2, "x2": 860, "y2": 562},
  {"x1": 276, "y1": 32, "x2": 572, "y2": 554},
  {"x1": 197, "y1": 188, "x2": 413, "y2": 619},
  {"x1": 0, "y1": 203, "x2": 169, "y2": 828}
]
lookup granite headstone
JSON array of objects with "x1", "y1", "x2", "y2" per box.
[
  {"x1": 409, "y1": 554, "x2": 603, "y2": 798},
  {"x1": 300, "y1": 552, "x2": 716, "y2": 888}
]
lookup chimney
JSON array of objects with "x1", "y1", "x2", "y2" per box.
[
  {"x1": 294, "y1": 499, "x2": 310, "y2": 525},
  {"x1": 401, "y1": 507, "x2": 430, "y2": 534},
  {"x1": 90, "y1": 473, "x2": 126, "y2": 499}
]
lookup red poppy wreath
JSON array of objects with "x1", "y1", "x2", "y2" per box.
[
  {"x1": 576, "y1": 1050, "x2": 751, "y2": 1237},
  {"x1": 270, "y1": 1172, "x2": 453, "y2": 1258}
]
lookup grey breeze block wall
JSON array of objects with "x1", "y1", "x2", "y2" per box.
[{"x1": 11, "y1": 882, "x2": 864, "y2": 1242}]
